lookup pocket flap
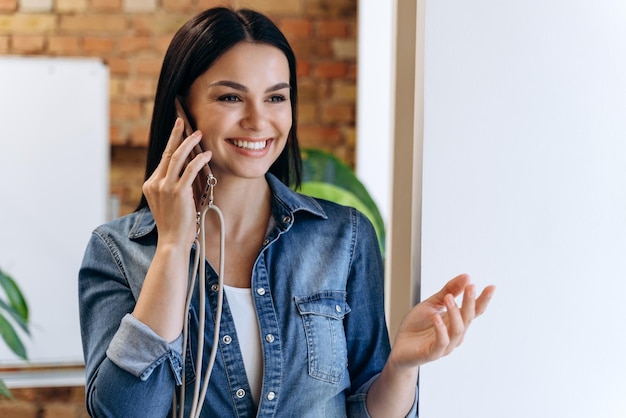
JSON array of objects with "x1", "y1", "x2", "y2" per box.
[{"x1": 294, "y1": 291, "x2": 351, "y2": 320}]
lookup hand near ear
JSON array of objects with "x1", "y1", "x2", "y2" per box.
[{"x1": 390, "y1": 273, "x2": 496, "y2": 369}]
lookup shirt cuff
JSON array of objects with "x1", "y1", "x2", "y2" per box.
[
  {"x1": 347, "y1": 373, "x2": 419, "y2": 417},
  {"x1": 106, "y1": 313, "x2": 184, "y2": 384}
]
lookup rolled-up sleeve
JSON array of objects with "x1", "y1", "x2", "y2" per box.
[
  {"x1": 347, "y1": 374, "x2": 419, "y2": 417},
  {"x1": 107, "y1": 314, "x2": 183, "y2": 384}
]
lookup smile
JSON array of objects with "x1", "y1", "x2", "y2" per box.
[{"x1": 229, "y1": 139, "x2": 268, "y2": 150}]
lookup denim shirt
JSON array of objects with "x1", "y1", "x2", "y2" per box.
[{"x1": 79, "y1": 173, "x2": 418, "y2": 417}]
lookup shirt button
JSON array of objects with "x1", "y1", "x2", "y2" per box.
[
  {"x1": 267, "y1": 391, "x2": 276, "y2": 401},
  {"x1": 262, "y1": 238, "x2": 270, "y2": 246},
  {"x1": 211, "y1": 284, "x2": 219, "y2": 292},
  {"x1": 282, "y1": 216, "x2": 291, "y2": 224},
  {"x1": 265, "y1": 334, "x2": 275, "y2": 343},
  {"x1": 236, "y1": 388, "x2": 246, "y2": 398},
  {"x1": 256, "y1": 287, "x2": 266, "y2": 296},
  {"x1": 222, "y1": 335, "x2": 232, "y2": 344},
  {"x1": 335, "y1": 304, "x2": 342, "y2": 313}
]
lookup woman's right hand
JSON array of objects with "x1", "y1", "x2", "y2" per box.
[{"x1": 142, "y1": 118, "x2": 212, "y2": 248}]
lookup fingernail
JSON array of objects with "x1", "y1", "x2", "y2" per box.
[{"x1": 175, "y1": 117, "x2": 182, "y2": 127}]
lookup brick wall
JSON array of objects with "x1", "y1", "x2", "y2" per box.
[
  {"x1": 0, "y1": 0, "x2": 357, "y2": 413},
  {"x1": 1, "y1": 0, "x2": 357, "y2": 215}
]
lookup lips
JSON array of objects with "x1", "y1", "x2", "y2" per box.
[{"x1": 228, "y1": 139, "x2": 269, "y2": 150}]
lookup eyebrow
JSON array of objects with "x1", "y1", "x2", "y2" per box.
[{"x1": 208, "y1": 80, "x2": 291, "y2": 93}]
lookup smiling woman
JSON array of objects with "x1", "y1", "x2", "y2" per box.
[{"x1": 78, "y1": 6, "x2": 494, "y2": 418}]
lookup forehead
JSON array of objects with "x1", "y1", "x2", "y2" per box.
[{"x1": 198, "y1": 42, "x2": 290, "y2": 85}]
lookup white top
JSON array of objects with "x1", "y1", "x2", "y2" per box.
[{"x1": 223, "y1": 285, "x2": 263, "y2": 405}]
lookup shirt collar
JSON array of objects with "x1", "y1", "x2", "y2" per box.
[{"x1": 128, "y1": 173, "x2": 327, "y2": 240}]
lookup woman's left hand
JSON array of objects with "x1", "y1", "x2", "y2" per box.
[{"x1": 389, "y1": 273, "x2": 496, "y2": 370}]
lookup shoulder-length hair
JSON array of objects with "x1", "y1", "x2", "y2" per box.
[{"x1": 137, "y1": 7, "x2": 302, "y2": 210}]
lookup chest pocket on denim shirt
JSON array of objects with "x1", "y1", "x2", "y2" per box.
[{"x1": 295, "y1": 291, "x2": 352, "y2": 384}]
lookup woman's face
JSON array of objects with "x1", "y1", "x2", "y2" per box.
[{"x1": 186, "y1": 42, "x2": 292, "y2": 183}]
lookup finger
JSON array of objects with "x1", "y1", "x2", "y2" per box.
[
  {"x1": 460, "y1": 284, "x2": 476, "y2": 328},
  {"x1": 474, "y1": 285, "x2": 496, "y2": 316},
  {"x1": 178, "y1": 150, "x2": 212, "y2": 186},
  {"x1": 152, "y1": 118, "x2": 185, "y2": 178},
  {"x1": 431, "y1": 313, "x2": 449, "y2": 358},
  {"x1": 444, "y1": 293, "x2": 465, "y2": 352},
  {"x1": 425, "y1": 274, "x2": 471, "y2": 306},
  {"x1": 163, "y1": 130, "x2": 203, "y2": 182}
]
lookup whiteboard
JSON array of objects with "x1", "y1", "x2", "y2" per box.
[
  {"x1": 419, "y1": 0, "x2": 626, "y2": 417},
  {"x1": 0, "y1": 57, "x2": 108, "y2": 369}
]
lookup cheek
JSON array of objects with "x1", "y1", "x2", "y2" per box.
[{"x1": 278, "y1": 109, "x2": 293, "y2": 135}]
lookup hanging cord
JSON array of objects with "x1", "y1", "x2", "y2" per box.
[{"x1": 174, "y1": 173, "x2": 225, "y2": 418}]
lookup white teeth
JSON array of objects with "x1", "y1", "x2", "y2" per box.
[{"x1": 232, "y1": 139, "x2": 267, "y2": 150}]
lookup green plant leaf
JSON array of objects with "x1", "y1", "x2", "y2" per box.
[
  {"x1": 0, "y1": 378, "x2": 12, "y2": 398},
  {"x1": 0, "y1": 269, "x2": 29, "y2": 321},
  {"x1": 0, "y1": 299, "x2": 30, "y2": 335},
  {"x1": 0, "y1": 314, "x2": 27, "y2": 360}
]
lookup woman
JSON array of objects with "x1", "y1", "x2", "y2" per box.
[{"x1": 79, "y1": 7, "x2": 494, "y2": 418}]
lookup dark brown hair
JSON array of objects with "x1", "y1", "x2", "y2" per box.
[{"x1": 137, "y1": 7, "x2": 302, "y2": 210}]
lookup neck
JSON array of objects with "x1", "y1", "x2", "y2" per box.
[{"x1": 202, "y1": 175, "x2": 272, "y2": 240}]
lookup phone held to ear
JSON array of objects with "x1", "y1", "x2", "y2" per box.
[{"x1": 174, "y1": 97, "x2": 212, "y2": 212}]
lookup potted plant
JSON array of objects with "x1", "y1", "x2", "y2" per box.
[{"x1": 0, "y1": 268, "x2": 30, "y2": 397}]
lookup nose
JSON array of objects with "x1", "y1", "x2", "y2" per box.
[{"x1": 241, "y1": 102, "x2": 267, "y2": 131}]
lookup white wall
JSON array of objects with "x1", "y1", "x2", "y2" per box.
[
  {"x1": 418, "y1": 0, "x2": 626, "y2": 416},
  {"x1": 356, "y1": 0, "x2": 394, "y2": 224}
]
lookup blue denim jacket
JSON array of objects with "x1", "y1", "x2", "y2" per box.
[{"x1": 79, "y1": 174, "x2": 418, "y2": 417}]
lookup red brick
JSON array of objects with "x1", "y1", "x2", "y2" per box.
[
  {"x1": 331, "y1": 81, "x2": 356, "y2": 102},
  {"x1": 11, "y1": 34, "x2": 45, "y2": 53},
  {"x1": 298, "y1": 79, "x2": 331, "y2": 100},
  {"x1": 278, "y1": 18, "x2": 311, "y2": 40},
  {"x1": 132, "y1": 57, "x2": 163, "y2": 75},
  {"x1": 296, "y1": 60, "x2": 311, "y2": 77},
  {"x1": 83, "y1": 36, "x2": 114, "y2": 54},
  {"x1": 48, "y1": 35, "x2": 81, "y2": 54},
  {"x1": 291, "y1": 39, "x2": 333, "y2": 58},
  {"x1": 132, "y1": 15, "x2": 186, "y2": 35},
  {"x1": 298, "y1": 125, "x2": 342, "y2": 146},
  {"x1": 196, "y1": 0, "x2": 227, "y2": 8},
  {"x1": 124, "y1": 78, "x2": 155, "y2": 98},
  {"x1": 60, "y1": 15, "x2": 127, "y2": 33},
  {"x1": 154, "y1": 34, "x2": 173, "y2": 55},
  {"x1": 297, "y1": 102, "x2": 317, "y2": 124},
  {"x1": 123, "y1": 0, "x2": 157, "y2": 13},
  {"x1": 55, "y1": 0, "x2": 87, "y2": 13},
  {"x1": 91, "y1": 0, "x2": 121, "y2": 12},
  {"x1": 237, "y1": 0, "x2": 303, "y2": 15},
  {"x1": 110, "y1": 100, "x2": 142, "y2": 120},
  {"x1": 316, "y1": 19, "x2": 349, "y2": 38},
  {"x1": 305, "y1": 0, "x2": 356, "y2": 17},
  {"x1": 162, "y1": 0, "x2": 193, "y2": 12},
  {"x1": 0, "y1": 35, "x2": 9, "y2": 52},
  {"x1": 321, "y1": 103, "x2": 353, "y2": 123},
  {"x1": 109, "y1": 125, "x2": 126, "y2": 145},
  {"x1": 0, "y1": 0, "x2": 17, "y2": 12},
  {"x1": 314, "y1": 61, "x2": 348, "y2": 78},
  {"x1": 129, "y1": 123, "x2": 150, "y2": 146},
  {"x1": 105, "y1": 57, "x2": 130, "y2": 75},
  {"x1": 118, "y1": 36, "x2": 150, "y2": 53},
  {"x1": 0, "y1": 14, "x2": 56, "y2": 33}
]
